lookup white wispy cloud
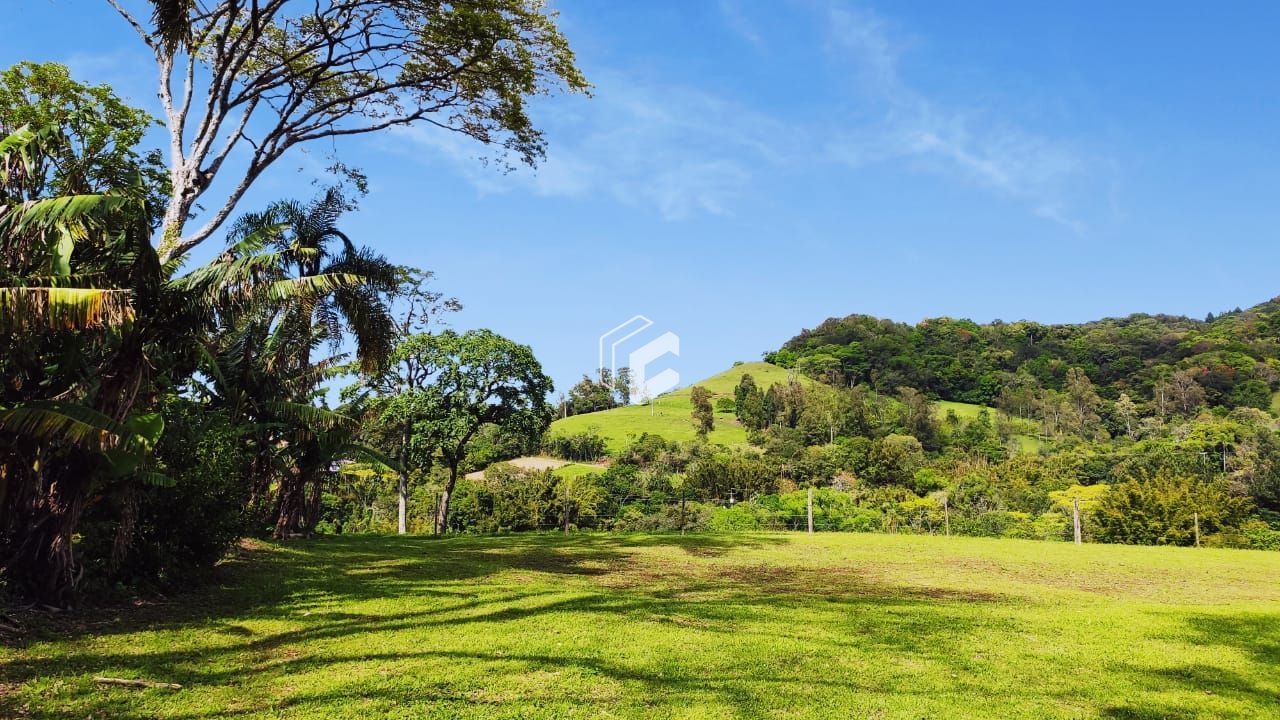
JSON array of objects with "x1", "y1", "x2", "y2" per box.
[
  {"x1": 390, "y1": 3, "x2": 1102, "y2": 229},
  {"x1": 718, "y1": 0, "x2": 766, "y2": 48},
  {"x1": 391, "y1": 72, "x2": 792, "y2": 220},
  {"x1": 823, "y1": 4, "x2": 1094, "y2": 230}
]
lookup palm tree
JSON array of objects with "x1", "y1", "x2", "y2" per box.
[
  {"x1": 222, "y1": 190, "x2": 399, "y2": 537},
  {"x1": 0, "y1": 124, "x2": 382, "y2": 602}
]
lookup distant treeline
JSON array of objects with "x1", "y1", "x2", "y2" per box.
[{"x1": 768, "y1": 302, "x2": 1280, "y2": 410}]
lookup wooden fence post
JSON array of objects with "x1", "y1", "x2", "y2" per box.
[
  {"x1": 1194, "y1": 512, "x2": 1201, "y2": 547},
  {"x1": 807, "y1": 486, "x2": 814, "y2": 535},
  {"x1": 943, "y1": 496, "x2": 950, "y2": 537},
  {"x1": 1073, "y1": 497, "x2": 1082, "y2": 545}
]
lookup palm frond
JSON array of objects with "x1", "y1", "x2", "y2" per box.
[
  {"x1": 149, "y1": 0, "x2": 195, "y2": 55},
  {"x1": 0, "y1": 401, "x2": 124, "y2": 449},
  {"x1": 0, "y1": 287, "x2": 134, "y2": 331},
  {"x1": 339, "y1": 442, "x2": 400, "y2": 472},
  {"x1": 137, "y1": 470, "x2": 176, "y2": 487},
  {"x1": 264, "y1": 273, "x2": 366, "y2": 302},
  {"x1": 260, "y1": 400, "x2": 356, "y2": 430}
]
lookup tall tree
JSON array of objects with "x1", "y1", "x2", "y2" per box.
[
  {"x1": 1168, "y1": 369, "x2": 1207, "y2": 416},
  {"x1": 1065, "y1": 367, "x2": 1103, "y2": 437},
  {"x1": 107, "y1": 0, "x2": 589, "y2": 259},
  {"x1": 1115, "y1": 393, "x2": 1138, "y2": 439},
  {"x1": 224, "y1": 188, "x2": 399, "y2": 536},
  {"x1": 381, "y1": 329, "x2": 551, "y2": 533},
  {"x1": 690, "y1": 386, "x2": 714, "y2": 438},
  {"x1": 346, "y1": 270, "x2": 459, "y2": 534}
]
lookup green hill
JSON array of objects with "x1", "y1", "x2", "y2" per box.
[
  {"x1": 549, "y1": 362, "x2": 799, "y2": 452},
  {"x1": 551, "y1": 364, "x2": 1045, "y2": 455}
]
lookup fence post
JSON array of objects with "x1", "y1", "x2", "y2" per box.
[
  {"x1": 1072, "y1": 497, "x2": 1082, "y2": 545},
  {"x1": 1194, "y1": 512, "x2": 1200, "y2": 547},
  {"x1": 943, "y1": 496, "x2": 950, "y2": 537},
  {"x1": 807, "y1": 486, "x2": 814, "y2": 535},
  {"x1": 563, "y1": 480, "x2": 570, "y2": 535}
]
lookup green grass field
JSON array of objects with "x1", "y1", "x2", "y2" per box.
[
  {"x1": 549, "y1": 362, "x2": 799, "y2": 452},
  {"x1": 5, "y1": 533, "x2": 1279, "y2": 719}
]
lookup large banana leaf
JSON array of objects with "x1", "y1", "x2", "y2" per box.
[
  {"x1": 1, "y1": 194, "x2": 129, "y2": 236},
  {"x1": 0, "y1": 401, "x2": 125, "y2": 449},
  {"x1": 0, "y1": 287, "x2": 134, "y2": 331}
]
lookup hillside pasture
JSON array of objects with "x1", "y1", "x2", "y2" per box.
[{"x1": 549, "y1": 362, "x2": 799, "y2": 452}]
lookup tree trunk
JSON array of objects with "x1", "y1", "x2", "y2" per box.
[
  {"x1": 398, "y1": 473, "x2": 408, "y2": 535},
  {"x1": 274, "y1": 468, "x2": 307, "y2": 539},
  {"x1": 398, "y1": 425, "x2": 410, "y2": 535},
  {"x1": 1, "y1": 460, "x2": 91, "y2": 607},
  {"x1": 434, "y1": 464, "x2": 459, "y2": 535}
]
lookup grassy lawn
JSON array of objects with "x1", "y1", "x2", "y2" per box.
[
  {"x1": 549, "y1": 362, "x2": 798, "y2": 452},
  {"x1": 4, "y1": 533, "x2": 1279, "y2": 719}
]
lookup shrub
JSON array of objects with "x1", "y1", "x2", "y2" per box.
[
  {"x1": 715, "y1": 397, "x2": 736, "y2": 414},
  {"x1": 542, "y1": 431, "x2": 607, "y2": 461},
  {"x1": 708, "y1": 505, "x2": 763, "y2": 531},
  {"x1": 1094, "y1": 470, "x2": 1251, "y2": 546},
  {"x1": 1243, "y1": 521, "x2": 1280, "y2": 551},
  {"x1": 78, "y1": 399, "x2": 254, "y2": 594},
  {"x1": 952, "y1": 511, "x2": 1033, "y2": 538}
]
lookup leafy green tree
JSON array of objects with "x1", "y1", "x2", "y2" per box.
[
  {"x1": 866, "y1": 434, "x2": 925, "y2": 486},
  {"x1": 690, "y1": 385, "x2": 714, "y2": 438},
  {"x1": 381, "y1": 330, "x2": 552, "y2": 534},
  {"x1": 109, "y1": 0, "x2": 590, "y2": 258},
  {"x1": 735, "y1": 374, "x2": 767, "y2": 430},
  {"x1": 1114, "y1": 393, "x2": 1138, "y2": 439},
  {"x1": 614, "y1": 367, "x2": 633, "y2": 406},
  {"x1": 1231, "y1": 379, "x2": 1271, "y2": 410},
  {"x1": 567, "y1": 370, "x2": 617, "y2": 415},
  {"x1": 896, "y1": 387, "x2": 940, "y2": 450},
  {"x1": 1065, "y1": 367, "x2": 1103, "y2": 437}
]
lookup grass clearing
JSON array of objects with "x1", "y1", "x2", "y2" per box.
[
  {"x1": 938, "y1": 400, "x2": 1043, "y2": 454},
  {"x1": 4, "y1": 533, "x2": 1279, "y2": 719},
  {"x1": 549, "y1": 362, "x2": 798, "y2": 452}
]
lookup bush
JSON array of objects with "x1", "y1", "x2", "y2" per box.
[
  {"x1": 1094, "y1": 470, "x2": 1251, "y2": 546},
  {"x1": 77, "y1": 399, "x2": 254, "y2": 594},
  {"x1": 715, "y1": 397, "x2": 736, "y2": 414},
  {"x1": 838, "y1": 508, "x2": 883, "y2": 532},
  {"x1": 954, "y1": 511, "x2": 1033, "y2": 539},
  {"x1": 707, "y1": 505, "x2": 763, "y2": 531},
  {"x1": 1032, "y1": 511, "x2": 1070, "y2": 541},
  {"x1": 612, "y1": 503, "x2": 714, "y2": 532},
  {"x1": 1243, "y1": 521, "x2": 1280, "y2": 550},
  {"x1": 542, "y1": 431, "x2": 607, "y2": 461}
]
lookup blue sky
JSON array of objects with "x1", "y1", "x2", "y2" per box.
[{"x1": 5, "y1": 1, "x2": 1280, "y2": 396}]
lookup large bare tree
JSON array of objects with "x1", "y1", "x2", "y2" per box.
[{"x1": 107, "y1": 0, "x2": 588, "y2": 260}]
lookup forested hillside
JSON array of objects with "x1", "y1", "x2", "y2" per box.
[
  {"x1": 483, "y1": 299, "x2": 1280, "y2": 549},
  {"x1": 769, "y1": 301, "x2": 1280, "y2": 412}
]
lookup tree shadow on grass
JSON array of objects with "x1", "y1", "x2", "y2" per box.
[
  {"x1": 1100, "y1": 610, "x2": 1280, "y2": 720},
  {"x1": 0, "y1": 532, "x2": 1046, "y2": 719}
]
